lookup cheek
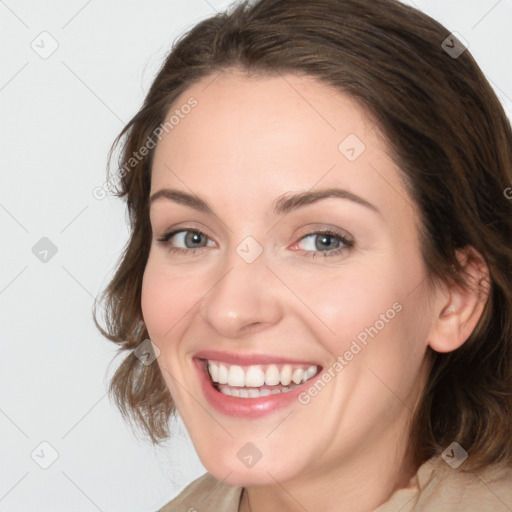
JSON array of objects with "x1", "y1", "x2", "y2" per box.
[
  {"x1": 140, "y1": 259, "x2": 185, "y2": 340},
  {"x1": 288, "y1": 261, "x2": 402, "y2": 349},
  {"x1": 141, "y1": 255, "x2": 214, "y2": 342},
  {"x1": 140, "y1": 260, "x2": 191, "y2": 402},
  {"x1": 292, "y1": 252, "x2": 427, "y2": 377}
]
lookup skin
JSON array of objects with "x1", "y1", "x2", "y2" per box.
[{"x1": 141, "y1": 69, "x2": 489, "y2": 512}]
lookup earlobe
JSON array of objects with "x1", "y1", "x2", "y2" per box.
[{"x1": 427, "y1": 247, "x2": 490, "y2": 354}]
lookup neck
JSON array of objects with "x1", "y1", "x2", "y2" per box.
[
  {"x1": 237, "y1": 412, "x2": 420, "y2": 512},
  {"x1": 239, "y1": 458, "x2": 417, "y2": 512}
]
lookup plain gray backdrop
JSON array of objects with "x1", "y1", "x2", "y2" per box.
[{"x1": 1, "y1": 0, "x2": 511, "y2": 510}]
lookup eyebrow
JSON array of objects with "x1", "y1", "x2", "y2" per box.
[{"x1": 149, "y1": 187, "x2": 381, "y2": 217}]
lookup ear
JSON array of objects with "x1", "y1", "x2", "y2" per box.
[{"x1": 427, "y1": 246, "x2": 491, "y2": 353}]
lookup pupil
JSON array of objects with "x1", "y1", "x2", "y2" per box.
[
  {"x1": 187, "y1": 232, "x2": 203, "y2": 247},
  {"x1": 317, "y1": 234, "x2": 338, "y2": 250}
]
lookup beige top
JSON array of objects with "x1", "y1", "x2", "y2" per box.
[{"x1": 157, "y1": 455, "x2": 512, "y2": 511}]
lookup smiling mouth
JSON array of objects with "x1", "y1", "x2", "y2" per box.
[{"x1": 201, "y1": 359, "x2": 321, "y2": 398}]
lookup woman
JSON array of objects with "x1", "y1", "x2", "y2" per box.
[{"x1": 94, "y1": 0, "x2": 512, "y2": 510}]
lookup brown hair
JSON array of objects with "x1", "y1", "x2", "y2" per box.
[{"x1": 94, "y1": 0, "x2": 512, "y2": 473}]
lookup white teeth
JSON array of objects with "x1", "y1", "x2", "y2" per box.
[
  {"x1": 206, "y1": 360, "x2": 320, "y2": 387},
  {"x1": 218, "y1": 363, "x2": 229, "y2": 384},
  {"x1": 265, "y1": 364, "x2": 280, "y2": 385},
  {"x1": 227, "y1": 365, "x2": 245, "y2": 387},
  {"x1": 292, "y1": 368, "x2": 304, "y2": 384},
  {"x1": 220, "y1": 385, "x2": 231, "y2": 396},
  {"x1": 218, "y1": 383, "x2": 299, "y2": 398},
  {"x1": 207, "y1": 362, "x2": 218, "y2": 382},
  {"x1": 245, "y1": 366, "x2": 265, "y2": 387},
  {"x1": 303, "y1": 365, "x2": 317, "y2": 381},
  {"x1": 280, "y1": 364, "x2": 292, "y2": 385}
]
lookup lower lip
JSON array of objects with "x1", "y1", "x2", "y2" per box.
[{"x1": 194, "y1": 358, "x2": 315, "y2": 418}]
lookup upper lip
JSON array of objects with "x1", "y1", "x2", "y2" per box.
[{"x1": 194, "y1": 349, "x2": 321, "y2": 367}]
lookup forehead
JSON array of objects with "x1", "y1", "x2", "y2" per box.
[
  {"x1": 154, "y1": 70, "x2": 378, "y2": 169},
  {"x1": 150, "y1": 70, "x2": 414, "y2": 223}
]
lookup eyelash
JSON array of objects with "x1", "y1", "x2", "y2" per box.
[{"x1": 156, "y1": 228, "x2": 354, "y2": 258}]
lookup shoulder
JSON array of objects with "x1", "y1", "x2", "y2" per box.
[
  {"x1": 416, "y1": 456, "x2": 512, "y2": 511},
  {"x1": 376, "y1": 456, "x2": 512, "y2": 512},
  {"x1": 157, "y1": 472, "x2": 243, "y2": 512}
]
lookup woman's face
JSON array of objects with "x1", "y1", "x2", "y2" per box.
[{"x1": 141, "y1": 70, "x2": 436, "y2": 486}]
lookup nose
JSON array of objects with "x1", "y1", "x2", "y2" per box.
[{"x1": 197, "y1": 249, "x2": 283, "y2": 338}]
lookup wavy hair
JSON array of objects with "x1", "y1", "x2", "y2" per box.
[{"x1": 94, "y1": 0, "x2": 512, "y2": 473}]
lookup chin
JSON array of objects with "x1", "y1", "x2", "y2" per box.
[{"x1": 199, "y1": 446, "x2": 307, "y2": 487}]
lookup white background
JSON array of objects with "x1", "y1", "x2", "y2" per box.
[{"x1": 0, "y1": 1, "x2": 511, "y2": 510}]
